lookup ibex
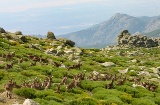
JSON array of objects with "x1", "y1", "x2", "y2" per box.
[
  {"x1": 4, "y1": 61, "x2": 14, "y2": 70},
  {"x1": 4, "y1": 79, "x2": 15, "y2": 99}
]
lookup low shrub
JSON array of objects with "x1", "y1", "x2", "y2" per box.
[
  {"x1": 0, "y1": 71, "x2": 5, "y2": 80},
  {"x1": 119, "y1": 93, "x2": 132, "y2": 104},
  {"x1": 14, "y1": 88, "x2": 36, "y2": 98},
  {"x1": 69, "y1": 97, "x2": 97, "y2": 105},
  {"x1": 35, "y1": 98, "x2": 63, "y2": 105},
  {"x1": 44, "y1": 96, "x2": 63, "y2": 102},
  {"x1": 80, "y1": 80, "x2": 105, "y2": 91},
  {"x1": 104, "y1": 97, "x2": 124, "y2": 105},
  {"x1": 131, "y1": 98, "x2": 156, "y2": 105}
]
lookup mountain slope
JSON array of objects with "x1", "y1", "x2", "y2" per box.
[
  {"x1": 145, "y1": 28, "x2": 160, "y2": 37},
  {"x1": 59, "y1": 13, "x2": 160, "y2": 48}
]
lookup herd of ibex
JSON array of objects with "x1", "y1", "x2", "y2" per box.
[
  {"x1": 1, "y1": 50, "x2": 158, "y2": 99},
  {"x1": 1, "y1": 50, "x2": 83, "y2": 99}
]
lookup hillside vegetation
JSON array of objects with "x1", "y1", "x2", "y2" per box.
[{"x1": 0, "y1": 29, "x2": 160, "y2": 105}]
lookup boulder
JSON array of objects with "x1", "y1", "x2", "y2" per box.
[
  {"x1": 23, "y1": 99, "x2": 39, "y2": 105},
  {"x1": 47, "y1": 31, "x2": 56, "y2": 40},
  {"x1": 15, "y1": 31, "x2": 22, "y2": 35},
  {"x1": 45, "y1": 48, "x2": 57, "y2": 54},
  {"x1": 0, "y1": 27, "x2": 6, "y2": 33},
  {"x1": 64, "y1": 50, "x2": 74, "y2": 55},
  {"x1": 101, "y1": 62, "x2": 116, "y2": 67},
  {"x1": 18, "y1": 35, "x2": 26, "y2": 42},
  {"x1": 58, "y1": 38, "x2": 75, "y2": 47},
  {"x1": 56, "y1": 50, "x2": 64, "y2": 56}
]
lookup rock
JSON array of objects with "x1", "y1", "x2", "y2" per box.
[
  {"x1": 74, "y1": 47, "x2": 83, "y2": 55},
  {"x1": 15, "y1": 31, "x2": 22, "y2": 35},
  {"x1": 150, "y1": 67, "x2": 160, "y2": 74},
  {"x1": 23, "y1": 99, "x2": 39, "y2": 105},
  {"x1": 18, "y1": 35, "x2": 26, "y2": 42},
  {"x1": 47, "y1": 31, "x2": 56, "y2": 40},
  {"x1": 118, "y1": 68, "x2": 129, "y2": 74},
  {"x1": 64, "y1": 50, "x2": 74, "y2": 55},
  {"x1": 65, "y1": 40, "x2": 75, "y2": 47},
  {"x1": 0, "y1": 97, "x2": 6, "y2": 103},
  {"x1": 68, "y1": 54, "x2": 75, "y2": 60},
  {"x1": 57, "y1": 45, "x2": 63, "y2": 50},
  {"x1": 130, "y1": 59, "x2": 138, "y2": 63},
  {"x1": 58, "y1": 38, "x2": 75, "y2": 47},
  {"x1": 56, "y1": 50, "x2": 64, "y2": 56},
  {"x1": 45, "y1": 48, "x2": 57, "y2": 54},
  {"x1": 29, "y1": 44, "x2": 42, "y2": 51},
  {"x1": 0, "y1": 27, "x2": 6, "y2": 33},
  {"x1": 101, "y1": 62, "x2": 116, "y2": 67},
  {"x1": 117, "y1": 30, "x2": 160, "y2": 48}
]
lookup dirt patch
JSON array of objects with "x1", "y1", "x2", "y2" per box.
[{"x1": 0, "y1": 92, "x2": 24, "y2": 105}]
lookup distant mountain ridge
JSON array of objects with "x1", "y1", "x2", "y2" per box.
[{"x1": 58, "y1": 13, "x2": 160, "y2": 48}]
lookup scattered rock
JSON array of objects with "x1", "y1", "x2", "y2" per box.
[
  {"x1": 29, "y1": 44, "x2": 42, "y2": 51},
  {"x1": 45, "y1": 48, "x2": 57, "y2": 55},
  {"x1": 101, "y1": 62, "x2": 116, "y2": 67},
  {"x1": 64, "y1": 50, "x2": 74, "y2": 55},
  {"x1": 23, "y1": 99, "x2": 39, "y2": 105},
  {"x1": 118, "y1": 68, "x2": 129, "y2": 74}
]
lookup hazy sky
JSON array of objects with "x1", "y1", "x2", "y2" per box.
[{"x1": 0, "y1": 0, "x2": 160, "y2": 35}]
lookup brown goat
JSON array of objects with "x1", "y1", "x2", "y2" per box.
[
  {"x1": 45, "y1": 75, "x2": 53, "y2": 89},
  {"x1": 105, "y1": 77, "x2": 115, "y2": 89},
  {"x1": 4, "y1": 80, "x2": 16, "y2": 99},
  {"x1": 116, "y1": 77, "x2": 126, "y2": 85},
  {"x1": 66, "y1": 80, "x2": 76, "y2": 91},
  {"x1": 30, "y1": 61, "x2": 36, "y2": 66},
  {"x1": 5, "y1": 52, "x2": 15, "y2": 61},
  {"x1": 52, "y1": 61, "x2": 61, "y2": 67},
  {"x1": 60, "y1": 77, "x2": 68, "y2": 85},
  {"x1": 4, "y1": 61, "x2": 14, "y2": 70},
  {"x1": 2, "y1": 54, "x2": 6, "y2": 58},
  {"x1": 55, "y1": 83, "x2": 61, "y2": 93},
  {"x1": 18, "y1": 57, "x2": 23, "y2": 64}
]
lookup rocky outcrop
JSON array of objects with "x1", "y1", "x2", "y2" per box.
[
  {"x1": 0, "y1": 27, "x2": 6, "y2": 33},
  {"x1": 47, "y1": 31, "x2": 56, "y2": 40},
  {"x1": 118, "y1": 30, "x2": 160, "y2": 48}
]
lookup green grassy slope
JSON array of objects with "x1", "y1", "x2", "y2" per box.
[{"x1": 0, "y1": 33, "x2": 160, "y2": 105}]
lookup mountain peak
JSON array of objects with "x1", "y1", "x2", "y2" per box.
[{"x1": 112, "y1": 13, "x2": 131, "y2": 18}]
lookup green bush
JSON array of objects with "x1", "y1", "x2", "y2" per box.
[
  {"x1": 119, "y1": 93, "x2": 132, "y2": 104},
  {"x1": 0, "y1": 71, "x2": 5, "y2": 80},
  {"x1": 131, "y1": 98, "x2": 156, "y2": 105},
  {"x1": 154, "y1": 95, "x2": 160, "y2": 105},
  {"x1": 70, "y1": 97, "x2": 97, "y2": 105},
  {"x1": 0, "y1": 64, "x2": 4, "y2": 69},
  {"x1": 44, "y1": 96, "x2": 63, "y2": 102},
  {"x1": 21, "y1": 70, "x2": 39, "y2": 77},
  {"x1": 80, "y1": 80, "x2": 105, "y2": 91},
  {"x1": 14, "y1": 88, "x2": 36, "y2": 98},
  {"x1": 35, "y1": 98, "x2": 63, "y2": 105},
  {"x1": 104, "y1": 97, "x2": 124, "y2": 105},
  {"x1": 116, "y1": 85, "x2": 138, "y2": 98}
]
